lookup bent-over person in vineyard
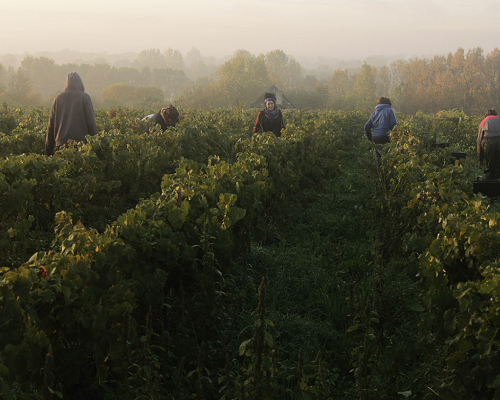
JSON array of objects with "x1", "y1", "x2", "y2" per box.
[
  {"x1": 477, "y1": 109, "x2": 500, "y2": 180},
  {"x1": 144, "y1": 105, "x2": 180, "y2": 133},
  {"x1": 45, "y1": 72, "x2": 97, "y2": 156}
]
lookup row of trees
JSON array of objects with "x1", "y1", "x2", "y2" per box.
[
  {"x1": 177, "y1": 47, "x2": 500, "y2": 114},
  {"x1": 0, "y1": 56, "x2": 190, "y2": 108},
  {"x1": 177, "y1": 49, "x2": 303, "y2": 109},
  {"x1": 0, "y1": 49, "x2": 302, "y2": 109},
  {"x1": 0, "y1": 47, "x2": 499, "y2": 114},
  {"x1": 393, "y1": 47, "x2": 500, "y2": 114}
]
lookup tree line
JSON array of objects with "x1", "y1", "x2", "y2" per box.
[{"x1": 0, "y1": 47, "x2": 498, "y2": 115}]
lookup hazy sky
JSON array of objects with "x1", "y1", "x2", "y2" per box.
[{"x1": 2, "y1": 0, "x2": 499, "y2": 60}]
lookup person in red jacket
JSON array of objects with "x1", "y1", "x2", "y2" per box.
[
  {"x1": 45, "y1": 72, "x2": 97, "y2": 156},
  {"x1": 253, "y1": 93, "x2": 285, "y2": 137},
  {"x1": 477, "y1": 109, "x2": 500, "y2": 180}
]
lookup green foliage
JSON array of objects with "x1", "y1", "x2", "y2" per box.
[
  {"x1": 364, "y1": 111, "x2": 500, "y2": 398},
  {"x1": 0, "y1": 102, "x2": 17, "y2": 134},
  {"x1": 1, "y1": 106, "x2": 500, "y2": 400},
  {"x1": 0, "y1": 106, "x2": 355, "y2": 398}
]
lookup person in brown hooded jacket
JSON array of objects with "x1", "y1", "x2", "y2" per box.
[{"x1": 45, "y1": 72, "x2": 97, "y2": 155}]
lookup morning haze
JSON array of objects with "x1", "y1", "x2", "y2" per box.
[
  {"x1": 2, "y1": 0, "x2": 499, "y2": 114},
  {"x1": 2, "y1": 0, "x2": 498, "y2": 61}
]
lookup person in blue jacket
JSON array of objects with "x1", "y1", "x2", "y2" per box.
[{"x1": 364, "y1": 97, "x2": 397, "y2": 144}]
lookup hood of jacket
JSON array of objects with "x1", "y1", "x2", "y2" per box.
[
  {"x1": 375, "y1": 103, "x2": 391, "y2": 111},
  {"x1": 65, "y1": 72, "x2": 85, "y2": 92}
]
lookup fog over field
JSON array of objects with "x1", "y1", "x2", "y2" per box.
[{"x1": 1, "y1": 0, "x2": 499, "y2": 67}]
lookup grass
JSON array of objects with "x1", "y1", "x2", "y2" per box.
[{"x1": 239, "y1": 148, "x2": 441, "y2": 399}]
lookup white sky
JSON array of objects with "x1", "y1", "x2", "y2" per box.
[{"x1": 1, "y1": 0, "x2": 499, "y2": 60}]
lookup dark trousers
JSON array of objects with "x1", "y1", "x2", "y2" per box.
[
  {"x1": 371, "y1": 136, "x2": 390, "y2": 145},
  {"x1": 481, "y1": 136, "x2": 500, "y2": 180},
  {"x1": 370, "y1": 136, "x2": 389, "y2": 166}
]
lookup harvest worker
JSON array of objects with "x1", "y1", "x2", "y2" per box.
[
  {"x1": 144, "y1": 105, "x2": 180, "y2": 132},
  {"x1": 45, "y1": 72, "x2": 97, "y2": 156},
  {"x1": 364, "y1": 97, "x2": 397, "y2": 144},
  {"x1": 364, "y1": 97, "x2": 397, "y2": 166},
  {"x1": 477, "y1": 109, "x2": 500, "y2": 180},
  {"x1": 253, "y1": 93, "x2": 285, "y2": 137}
]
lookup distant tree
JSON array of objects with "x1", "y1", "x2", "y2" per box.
[
  {"x1": 394, "y1": 58, "x2": 432, "y2": 113},
  {"x1": 178, "y1": 50, "x2": 270, "y2": 108},
  {"x1": 164, "y1": 48, "x2": 185, "y2": 71},
  {"x1": 385, "y1": 47, "x2": 493, "y2": 114},
  {"x1": 139, "y1": 66, "x2": 152, "y2": 86},
  {"x1": 365, "y1": 55, "x2": 392, "y2": 67},
  {"x1": 114, "y1": 59, "x2": 133, "y2": 68},
  {"x1": 151, "y1": 68, "x2": 189, "y2": 102},
  {"x1": 176, "y1": 83, "x2": 212, "y2": 109},
  {"x1": 457, "y1": 47, "x2": 487, "y2": 114},
  {"x1": 101, "y1": 83, "x2": 136, "y2": 107},
  {"x1": 94, "y1": 57, "x2": 109, "y2": 65},
  {"x1": 327, "y1": 69, "x2": 354, "y2": 105},
  {"x1": 194, "y1": 76, "x2": 211, "y2": 87},
  {"x1": 375, "y1": 65, "x2": 391, "y2": 99},
  {"x1": 388, "y1": 60, "x2": 406, "y2": 110},
  {"x1": 264, "y1": 50, "x2": 303, "y2": 91},
  {"x1": 449, "y1": 47, "x2": 465, "y2": 75},
  {"x1": 101, "y1": 83, "x2": 163, "y2": 108},
  {"x1": 1, "y1": 54, "x2": 18, "y2": 68},
  {"x1": 19, "y1": 56, "x2": 62, "y2": 99},
  {"x1": 4, "y1": 69, "x2": 41, "y2": 106},
  {"x1": 8, "y1": 69, "x2": 33, "y2": 97},
  {"x1": 484, "y1": 48, "x2": 500, "y2": 106},
  {"x1": 283, "y1": 75, "x2": 327, "y2": 110},
  {"x1": 213, "y1": 50, "x2": 270, "y2": 107},
  {"x1": 301, "y1": 75, "x2": 319, "y2": 91},
  {"x1": 136, "y1": 49, "x2": 167, "y2": 70},
  {"x1": 353, "y1": 62, "x2": 377, "y2": 109},
  {"x1": 185, "y1": 47, "x2": 202, "y2": 66},
  {"x1": 311, "y1": 64, "x2": 336, "y2": 81},
  {"x1": 289, "y1": 83, "x2": 329, "y2": 109},
  {"x1": 134, "y1": 86, "x2": 164, "y2": 108},
  {"x1": 186, "y1": 60, "x2": 218, "y2": 81},
  {"x1": 79, "y1": 63, "x2": 115, "y2": 97},
  {"x1": 115, "y1": 66, "x2": 143, "y2": 86}
]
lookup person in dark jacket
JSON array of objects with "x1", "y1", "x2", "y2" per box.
[
  {"x1": 144, "y1": 105, "x2": 180, "y2": 133},
  {"x1": 364, "y1": 97, "x2": 397, "y2": 144},
  {"x1": 253, "y1": 93, "x2": 285, "y2": 137},
  {"x1": 46, "y1": 72, "x2": 97, "y2": 156},
  {"x1": 477, "y1": 109, "x2": 500, "y2": 180}
]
